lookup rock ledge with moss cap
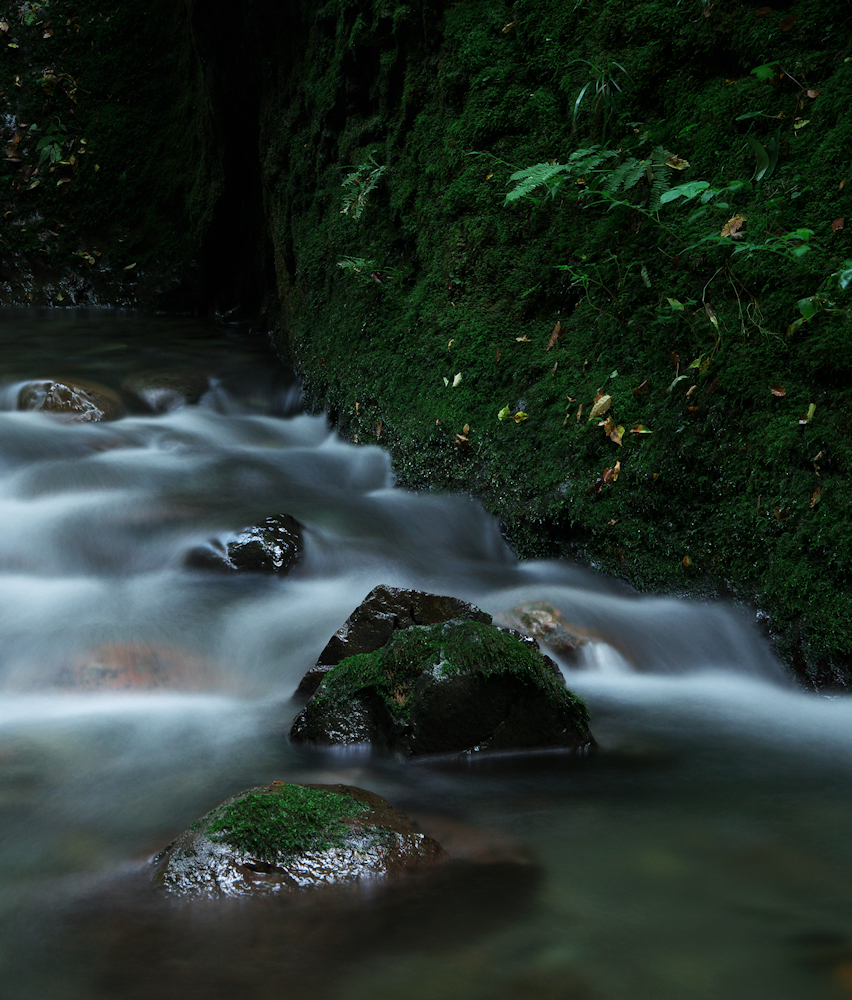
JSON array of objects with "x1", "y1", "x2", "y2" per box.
[
  {"x1": 290, "y1": 619, "x2": 594, "y2": 756},
  {"x1": 151, "y1": 783, "x2": 446, "y2": 899}
]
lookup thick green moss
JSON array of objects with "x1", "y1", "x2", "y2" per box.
[
  {"x1": 264, "y1": 0, "x2": 852, "y2": 685},
  {"x1": 203, "y1": 784, "x2": 368, "y2": 862},
  {"x1": 317, "y1": 620, "x2": 590, "y2": 724}
]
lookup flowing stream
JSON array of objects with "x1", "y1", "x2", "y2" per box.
[{"x1": 0, "y1": 310, "x2": 850, "y2": 1000}]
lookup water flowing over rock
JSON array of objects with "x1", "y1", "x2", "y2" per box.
[
  {"x1": 185, "y1": 514, "x2": 302, "y2": 574},
  {"x1": 17, "y1": 379, "x2": 124, "y2": 422},
  {"x1": 54, "y1": 643, "x2": 217, "y2": 691},
  {"x1": 296, "y1": 585, "x2": 492, "y2": 698},
  {"x1": 290, "y1": 618, "x2": 595, "y2": 756},
  {"x1": 121, "y1": 369, "x2": 211, "y2": 413},
  {"x1": 151, "y1": 783, "x2": 446, "y2": 899},
  {"x1": 495, "y1": 601, "x2": 592, "y2": 664}
]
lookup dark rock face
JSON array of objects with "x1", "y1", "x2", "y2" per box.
[
  {"x1": 290, "y1": 619, "x2": 594, "y2": 756},
  {"x1": 18, "y1": 379, "x2": 124, "y2": 422},
  {"x1": 185, "y1": 514, "x2": 302, "y2": 574},
  {"x1": 151, "y1": 782, "x2": 446, "y2": 899},
  {"x1": 121, "y1": 369, "x2": 211, "y2": 413},
  {"x1": 296, "y1": 585, "x2": 492, "y2": 698}
]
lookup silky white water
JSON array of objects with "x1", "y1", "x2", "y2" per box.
[{"x1": 0, "y1": 310, "x2": 849, "y2": 1000}]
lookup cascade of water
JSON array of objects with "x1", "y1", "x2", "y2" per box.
[{"x1": 0, "y1": 311, "x2": 846, "y2": 1000}]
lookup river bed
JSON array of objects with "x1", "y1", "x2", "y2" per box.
[{"x1": 0, "y1": 310, "x2": 849, "y2": 1000}]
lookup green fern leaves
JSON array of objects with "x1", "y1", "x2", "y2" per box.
[{"x1": 504, "y1": 145, "x2": 673, "y2": 210}]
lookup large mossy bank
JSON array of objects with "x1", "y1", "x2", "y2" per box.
[
  {"x1": 3, "y1": 0, "x2": 852, "y2": 683},
  {"x1": 264, "y1": 0, "x2": 852, "y2": 686}
]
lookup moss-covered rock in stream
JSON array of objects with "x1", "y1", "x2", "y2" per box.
[
  {"x1": 151, "y1": 782, "x2": 446, "y2": 899},
  {"x1": 290, "y1": 619, "x2": 594, "y2": 755},
  {"x1": 296, "y1": 584, "x2": 493, "y2": 697}
]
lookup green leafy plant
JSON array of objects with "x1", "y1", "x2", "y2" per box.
[
  {"x1": 569, "y1": 59, "x2": 630, "y2": 138},
  {"x1": 788, "y1": 260, "x2": 852, "y2": 335},
  {"x1": 746, "y1": 126, "x2": 782, "y2": 183},
  {"x1": 337, "y1": 256, "x2": 402, "y2": 284},
  {"x1": 504, "y1": 145, "x2": 673, "y2": 212},
  {"x1": 35, "y1": 119, "x2": 68, "y2": 167},
  {"x1": 340, "y1": 152, "x2": 386, "y2": 220},
  {"x1": 21, "y1": 1, "x2": 48, "y2": 26}
]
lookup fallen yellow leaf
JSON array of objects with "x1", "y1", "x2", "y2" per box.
[{"x1": 588, "y1": 394, "x2": 612, "y2": 421}]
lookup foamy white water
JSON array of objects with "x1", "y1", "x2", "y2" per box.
[{"x1": 0, "y1": 311, "x2": 846, "y2": 1000}]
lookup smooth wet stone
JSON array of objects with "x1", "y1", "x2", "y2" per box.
[
  {"x1": 290, "y1": 619, "x2": 595, "y2": 756},
  {"x1": 185, "y1": 514, "x2": 302, "y2": 574},
  {"x1": 17, "y1": 378, "x2": 124, "y2": 422},
  {"x1": 151, "y1": 783, "x2": 446, "y2": 899},
  {"x1": 295, "y1": 585, "x2": 492, "y2": 698},
  {"x1": 496, "y1": 601, "x2": 591, "y2": 663},
  {"x1": 121, "y1": 368, "x2": 210, "y2": 413}
]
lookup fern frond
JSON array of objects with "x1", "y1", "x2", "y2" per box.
[
  {"x1": 647, "y1": 146, "x2": 672, "y2": 212},
  {"x1": 504, "y1": 162, "x2": 570, "y2": 204},
  {"x1": 603, "y1": 157, "x2": 646, "y2": 194}
]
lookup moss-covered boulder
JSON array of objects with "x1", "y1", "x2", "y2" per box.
[
  {"x1": 151, "y1": 782, "x2": 445, "y2": 899},
  {"x1": 296, "y1": 584, "x2": 492, "y2": 697},
  {"x1": 290, "y1": 619, "x2": 594, "y2": 755}
]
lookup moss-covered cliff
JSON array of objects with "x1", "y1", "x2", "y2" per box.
[
  {"x1": 3, "y1": 0, "x2": 852, "y2": 684},
  {"x1": 260, "y1": 0, "x2": 852, "y2": 685}
]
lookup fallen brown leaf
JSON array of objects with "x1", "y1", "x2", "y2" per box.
[
  {"x1": 770, "y1": 384, "x2": 786, "y2": 397},
  {"x1": 545, "y1": 321, "x2": 563, "y2": 352}
]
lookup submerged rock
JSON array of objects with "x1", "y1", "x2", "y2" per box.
[
  {"x1": 185, "y1": 514, "x2": 302, "y2": 574},
  {"x1": 54, "y1": 642, "x2": 217, "y2": 691},
  {"x1": 290, "y1": 619, "x2": 594, "y2": 756},
  {"x1": 496, "y1": 601, "x2": 591, "y2": 664},
  {"x1": 296, "y1": 584, "x2": 491, "y2": 698},
  {"x1": 121, "y1": 368, "x2": 210, "y2": 413},
  {"x1": 151, "y1": 782, "x2": 446, "y2": 899},
  {"x1": 18, "y1": 378, "x2": 124, "y2": 422}
]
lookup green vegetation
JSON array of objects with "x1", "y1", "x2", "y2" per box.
[
  {"x1": 316, "y1": 620, "x2": 590, "y2": 723},
  {"x1": 267, "y1": 0, "x2": 852, "y2": 685},
  {"x1": 204, "y1": 784, "x2": 368, "y2": 862}
]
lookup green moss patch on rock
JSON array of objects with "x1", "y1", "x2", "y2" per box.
[
  {"x1": 205, "y1": 784, "x2": 368, "y2": 862},
  {"x1": 290, "y1": 619, "x2": 594, "y2": 755}
]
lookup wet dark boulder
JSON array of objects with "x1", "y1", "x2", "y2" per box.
[
  {"x1": 121, "y1": 368, "x2": 210, "y2": 413},
  {"x1": 295, "y1": 585, "x2": 492, "y2": 698},
  {"x1": 185, "y1": 514, "x2": 302, "y2": 574},
  {"x1": 290, "y1": 619, "x2": 594, "y2": 756},
  {"x1": 18, "y1": 378, "x2": 124, "y2": 422},
  {"x1": 151, "y1": 782, "x2": 446, "y2": 899}
]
